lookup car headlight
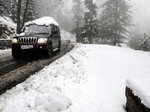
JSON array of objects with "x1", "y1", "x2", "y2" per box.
[
  {"x1": 12, "y1": 38, "x2": 18, "y2": 44},
  {"x1": 37, "y1": 38, "x2": 48, "y2": 44}
]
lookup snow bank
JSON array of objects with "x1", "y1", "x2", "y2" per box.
[
  {"x1": 0, "y1": 49, "x2": 11, "y2": 57},
  {"x1": 0, "y1": 16, "x2": 16, "y2": 39},
  {"x1": 0, "y1": 44, "x2": 86, "y2": 112},
  {"x1": 0, "y1": 79, "x2": 71, "y2": 112},
  {"x1": 25, "y1": 16, "x2": 59, "y2": 26},
  {"x1": 1, "y1": 44, "x2": 150, "y2": 112},
  {"x1": 0, "y1": 90, "x2": 70, "y2": 112},
  {"x1": 127, "y1": 77, "x2": 150, "y2": 108}
]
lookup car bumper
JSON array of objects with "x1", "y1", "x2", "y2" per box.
[{"x1": 12, "y1": 43, "x2": 48, "y2": 50}]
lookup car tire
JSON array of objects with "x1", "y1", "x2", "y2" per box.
[
  {"x1": 58, "y1": 39, "x2": 61, "y2": 52},
  {"x1": 12, "y1": 45, "x2": 21, "y2": 59},
  {"x1": 46, "y1": 42, "x2": 53, "y2": 58}
]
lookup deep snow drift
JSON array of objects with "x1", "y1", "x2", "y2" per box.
[{"x1": 0, "y1": 44, "x2": 150, "y2": 112}]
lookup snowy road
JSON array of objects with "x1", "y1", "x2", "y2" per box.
[
  {"x1": 0, "y1": 49, "x2": 11, "y2": 59},
  {"x1": 0, "y1": 43, "x2": 73, "y2": 95}
]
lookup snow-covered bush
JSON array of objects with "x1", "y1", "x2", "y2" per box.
[
  {"x1": 128, "y1": 34, "x2": 150, "y2": 51},
  {"x1": 0, "y1": 16, "x2": 16, "y2": 39},
  {"x1": 93, "y1": 38, "x2": 114, "y2": 45}
]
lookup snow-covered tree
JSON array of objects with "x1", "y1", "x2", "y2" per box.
[
  {"x1": 83, "y1": 0, "x2": 98, "y2": 44},
  {"x1": 72, "y1": 0, "x2": 84, "y2": 42},
  {"x1": 100, "y1": 0, "x2": 131, "y2": 46},
  {"x1": 10, "y1": 0, "x2": 18, "y2": 23},
  {"x1": 9, "y1": 0, "x2": 39, "y2": 33},
  {"x1": 22, "y1": 0, "x2": 39, "y2": 28},
  {"x1": 0, "y1": 0, "x2": 11, "y2": 16}
]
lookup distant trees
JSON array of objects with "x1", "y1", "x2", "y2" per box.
[
  {"x1": 72, "y1": 0, "x2": 84, "y2": 42},
  {"x1": 128, "y1": 33, "x2": 150, "y2": 51},
  {"x1": 83, "y1": 0, "x2": 99, "y2": 44},
  {"x1": 73, "y1": 0, "x2": 132, "y2": 45},
  {"x1": 99, "y1": 0, "x2": 131, "y2": 46},
  {"x1": 72, "y1": 0, "x2": 99, "y2": 44}
]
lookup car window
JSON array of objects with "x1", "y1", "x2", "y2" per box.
[{"x1": 24, "y1": 24, "x2": 51, "y2": 35}]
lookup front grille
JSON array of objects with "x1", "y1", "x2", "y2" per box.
[{"x1": 18, "y1": 37, "x2": 38, "y2": 45}]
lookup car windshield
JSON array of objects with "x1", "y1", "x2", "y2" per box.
[{"x1": 24, "y1": 24, "x2": 51, "y2": 35}]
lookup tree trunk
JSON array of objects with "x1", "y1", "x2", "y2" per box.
[
  {"x1": 76, "y1": 22, "x2": 81, "y2": 43},
  {"x1": 21, "y1": 0, "x2": 29, "y2": 29},
  {"x1": 88, "y1": 26, "x2": 93, "y2": 44},
  {"x1": 113, "y1": 35, "x2": 117, "y2": 46},
  {"x1": 113, "y1": 0, "x2": 118, "y2": 46},
  {"x1": 16, "y1": 0, "x2": 22, "y2": 34},
  {"x1": 88, "y1": 34, "x2": 92, "y2": 44}
]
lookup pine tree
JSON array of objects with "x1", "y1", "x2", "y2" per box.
[
  {"x1": 100, "y1": 0, "x2": 131, "y2": 46},
  {"x1": 72, "y1": 0, "x2": 84, "y2": 43},
  {"x1": 83, "y1": 0, "x2": 98, "y2": 44}
]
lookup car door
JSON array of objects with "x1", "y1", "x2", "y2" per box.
[{"x1": 51, "y1": 25, "x2": 59, "y2": 49}]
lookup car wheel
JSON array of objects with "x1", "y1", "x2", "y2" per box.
[
  {"x1": 58, "y1": 40, "x2": 61, "y2": 52},
  {"x1": 46, "y1": 42, "x2": 53, "y2": 57},
  {"x1": 12, "y1": 45, "x2": 21, "y2": 59}
]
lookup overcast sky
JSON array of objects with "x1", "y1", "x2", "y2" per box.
[{"x1": 130, "y1": 0, "x2": 150, "y2": 34}]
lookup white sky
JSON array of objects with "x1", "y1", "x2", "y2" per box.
[{"x1": 130, "y1": 0, "x2": 150, "y2": 34}]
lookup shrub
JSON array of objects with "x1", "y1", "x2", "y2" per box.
[{"x1": 128, "y1": 34, "x2": 150, "y2": 51}]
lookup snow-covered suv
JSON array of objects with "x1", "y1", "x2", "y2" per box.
[{"x1": 11, "y1": 17, "x2": 61, "y2": 59}]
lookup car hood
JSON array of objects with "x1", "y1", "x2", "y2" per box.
[{"x1": 15, "y1": 33, "x2": 50, "y2": 38}]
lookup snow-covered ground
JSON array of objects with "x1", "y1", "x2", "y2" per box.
[
  {"x1": 127, "y1": 77, "x2": 150, "y2": 108},
  {"x1": 0, "y1": 16, "x2": 16, "y2": 39},
  {"x1": 0, "y1": 49, "x2": 11, "y2": 58},
  {"x1": 0, "y1": 44, "x2": 150, "y2": 112}
]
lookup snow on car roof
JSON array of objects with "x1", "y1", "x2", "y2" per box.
[{"x1": 25, "y1": 16, "x2": 59, "y2": 27}]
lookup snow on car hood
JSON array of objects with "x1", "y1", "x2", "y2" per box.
[{"x1": 16, "y1": 33, "x2": 50, "y2": 38}]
